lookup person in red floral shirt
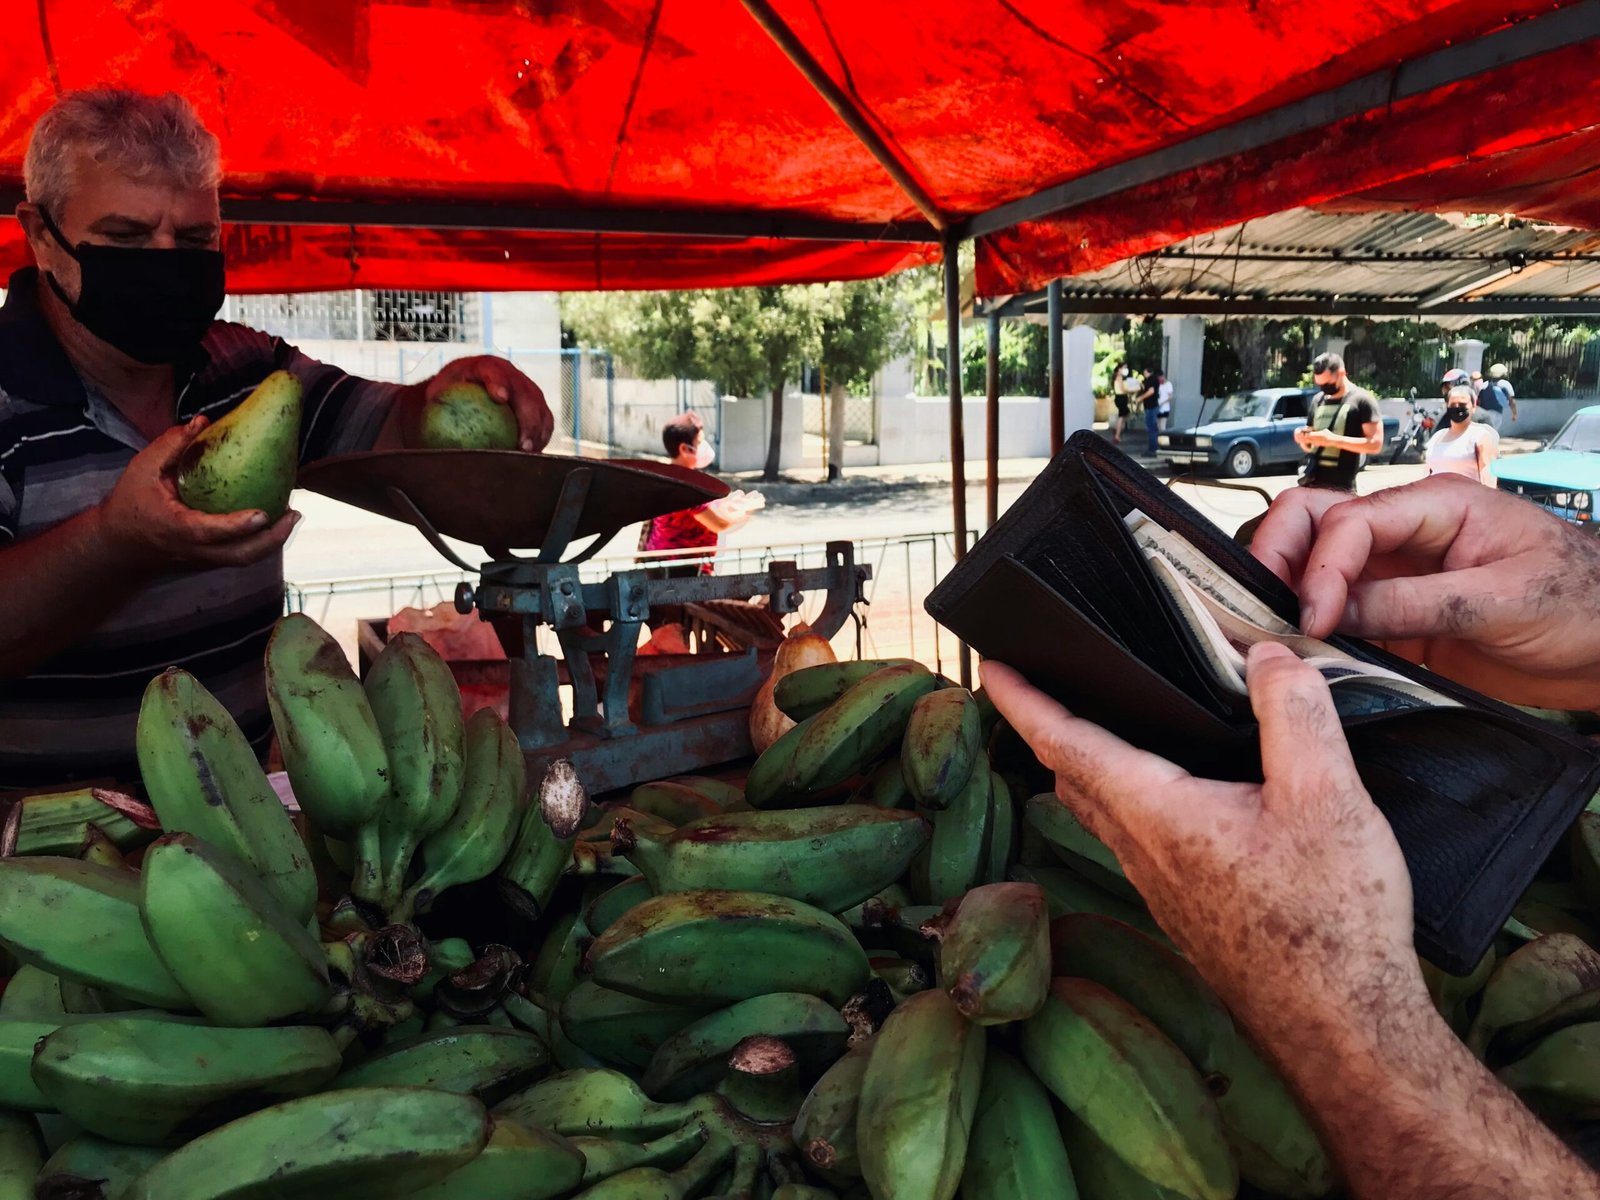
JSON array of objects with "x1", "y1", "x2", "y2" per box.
[{"x1": 640, "y1": 412, "x2": 763, "y2": 577}]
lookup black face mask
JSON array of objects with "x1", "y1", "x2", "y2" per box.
[
  {"x1": 1318, "y1": 380, "x2": 1343, "y2": 396},
  {"x1": 1447, "y1": 404, "x2": 1471, "y2": 424},
  {"x1": 39, "y1": 209, "x2": 225, "y2": 365}
]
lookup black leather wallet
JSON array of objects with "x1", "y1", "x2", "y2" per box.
[{"x1": 926, "y1": 430, "x2": 1600, "y2": 972}]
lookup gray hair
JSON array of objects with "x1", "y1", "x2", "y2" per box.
[
  {"x1": 24, "y1": 88, "x2": 221, "y2": 218},
  {"x1": 1447, "y1": 385, "x2": 1476, "y2": 406}
]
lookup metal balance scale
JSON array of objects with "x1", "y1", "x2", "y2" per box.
[{"x1": 299, "y1": 450, "x2": 870, "y2": 793}]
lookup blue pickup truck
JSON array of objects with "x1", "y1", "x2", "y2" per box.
[
  {"x1": 1158, "y1": 387, "x2": 1401, "y2": 478},
  {"x1": 1494, "y1": 405, "x2": 1600, "y2": 529}
]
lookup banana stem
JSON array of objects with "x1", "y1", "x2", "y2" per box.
[{"x1": 349, "y1": 822, "x2": 387, "y2": 908}]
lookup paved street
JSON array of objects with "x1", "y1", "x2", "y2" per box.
[{"x1": 283, "y1": 437, "x2": 1455, "y2": 668}]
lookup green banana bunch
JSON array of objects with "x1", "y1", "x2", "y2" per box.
[
  {"x1": 401, "y1": 707, "x2": 527, "y2": 919},
  {"x1": 669, "y1": 776, "x2": 744, "y2": 809},
  {"x1": 1008, "y1": 862, "x2": 1173, "y2": 947},
  {"x1": 586, "y1": 874, "x2": 655, "y2": 938},
  {"x1": 333, "y1": 1025, "x2": 549, "y2": 1102},
  {"x1": 1571, "y1": 811, "x2": 1600, "y2": 912},
  {"x1": 141, "y1": 833, "x2": 331, "y2": 1026},
  {"x1": 982, "y1": 770, "x2": 1014, "y2": 885},
  {"x1": 560, "y1": 981, "x2": 710, "y2": 1070},
  {"x1": 37, "y1": 1134, "x2": 165, "y2": 1200},
  {"x1": 743, "y1": 715, "x2": 821, "y2": 809},
  {"x1": 1421, "y1": 948, "x2": 1496, "y2": 1039},
  {"x1": 135, "y1": 668, "x2": 316, "y2": 927},
  {"x1": 0, "y1": 1020, "x2": 56, "y2": 1109},
  {"x1": 79, "y1": 823, "x2": 131, "y2": 871},
  {"x1": 615, "y1": 805, "x2": 930, "y2": 913},
  {"x1": 576, "y1": 1138, "x2": 733, "y2": 1200},
  {"x1": 901, "y1": 687, "x2": 980, "y2": 810},
  {"x1": 586, "y1": 890, "x2": 871, "y2": 1007},
  {"x1": 0, "y1": 857, "x2": 188, "y2": 1010},
  {"x1": 960, "y1": 1047, "x2": 1078, "y2": 1200},
  {"x1": 8, "y1": 787, "x2": 155, "y2": 857},
  {"x1": 856, "y1": 988, "x2": 985, "y2": 1200},
  {"x1": 773, "y1": 659, "x2": 919, "y2": 721},
  {"x1": 0, "y1": 1111, "x2": 40, "y2": 1200},
  {"x1": 494, "y1": 1068, "x2": 697, "y2": 1139},
  {"x1": 716, "y1": 1035, "x2": 807, "y2": 1123},
  {"x1": 794, "y1": 1041, "x2": 872, "y2": 1181},
  {"x1": 850, "y1": 758, "x2": 910, "y2": 809},
  {"x1": 1023, "y1": 793, "x2": 1140, "y2": 901},
  {"x1": 399, "y1": 1117, "x2": 587, "y2": 1200},
  {"x1": 1051, "y1": 913, "x2": 1333, "y2": 1198},
  {"x1": 0, "y1": 965, "x2": 64, "y2": 1019},
  {"x1": 771, "y1": 1187, "x2": 840, "y2": 1200},
  {"x1": 571, "y1": 1121, "x2": 708, "y2": 1185},
  {"x1": 127, "y1": 1087, "x2": 491, "y2": 1200},
  {"x1": 912, "y1": 761, "x2": 991, "y2": 904},
  {"x1": 528, "y1": 911, "x2": 588, "y2": 1004},
  {"x1": 871, "y1": 955, "x2": 930, "y2": 1003},
  {"x1": 32, "y1": 1018, "x2": 341, "y2": 1145},
  {"x1": 641, "y1": 992, "x2": 850, "y2": 1100},
  {"x1": 364, "y1": 632, "x2": 467, "y2": 912},
  {"x1": 497, "y1": 759, "x2": 588, "y2": 921},
  {"x1": 264, "y1": 613, "x2": 391, "y2": 903},
  {"x1": 931, "y1": 882, "x2": 1050, "y2": 1024},
  {"x1": 1021, "y1": 978, "x2": 1235, "y2": 1200},
  {"x1": 1467, "y1": 933, "x2": 1600, "y2": 1060},
  {"x1": 412, "y1": 938, "x2": 478, "y2": 1005},
  {"x1": 626, "y1": 781, "x2": 724, "y2": 825},
  {"x1": 1497, "y1": 1021, "x2": 1600, "y2": 1108},
  {"x1": 1059, "y1": 1113, "x2": 1188, "y2": 1200},
  {"x1": 791, "y1": 664, "x2": 938, "y2": 794}
]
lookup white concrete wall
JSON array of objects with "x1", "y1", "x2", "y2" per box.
[
  {"x1": 486, "y1": 292, "x2": 560, "y2": 354},
  {"x1": 1163, "y1": 316, "x2": 1205, "y2": 410},
  {"x1": 717, "y1": 392, "x2": 805, "y2": 473},
  {"x1": 877, "y1": 395, "x2": 1053, "y2": 464}
]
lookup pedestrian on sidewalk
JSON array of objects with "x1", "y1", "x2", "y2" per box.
[
  {"x1": 1136, "y1": 367, "x2": 1162, "y2": 456},
  {"x1": 1110, "y1": 362, "x2": 1132, "y2": 444},
  {"x1": 1426, "y1": 384, "x2": 1498, "y2": 486}
]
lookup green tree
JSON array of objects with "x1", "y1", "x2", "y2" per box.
[
  {"x1": 562, "y1": 290, "x2": 699, "y2": 380},
  {"x1": 816, "y1": 279, "x2": 911, "y2": 481}
]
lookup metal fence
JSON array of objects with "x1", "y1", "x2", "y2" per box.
[
  {"x1": 227, "y1": 290, "x2": 481, "y2": 344},
  {"x1": 284, "y1": 531, "x2": 968, "y2": 675},
  {"x1": 802, "y1": 392, "x2": 876, "y2": 446}
]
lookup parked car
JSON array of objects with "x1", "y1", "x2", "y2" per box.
[
  {"x1": 1158, "y1": 387, "x2": 1401, "y2": 478},
  {"x1": 1493, "y1": 405, "x2": 1600, "y2": 529}
]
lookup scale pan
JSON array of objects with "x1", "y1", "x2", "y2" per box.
[{"x1": 298, "y1": 450, "x2": 728, "y2": 553}]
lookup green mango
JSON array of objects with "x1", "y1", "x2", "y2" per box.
[
  {"x1": 419, "y1": 382, "x2": 518, "y2": 450},
  {"x1": 176, "y1": 370, "x2": 301, "y2": 519}
]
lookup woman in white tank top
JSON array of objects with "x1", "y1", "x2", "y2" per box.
[{"x1": 1426, "y1": 385, "x2": 1498, "y2": 485}]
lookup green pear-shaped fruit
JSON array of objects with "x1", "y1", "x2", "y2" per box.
[
  {"x1": 176, "y1": 369, "x2": 301, "y2": 519},
  {"x1": 420, "y1": 382, "x2": 519, "y2": 450}
]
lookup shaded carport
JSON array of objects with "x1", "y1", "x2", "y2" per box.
[{"x1": 2, "y1": 0, "x2": 1600, "y2": 683}]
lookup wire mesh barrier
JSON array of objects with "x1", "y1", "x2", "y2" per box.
[
  {"x1": 284, "y1": 531, "x2": 970, "y2": 676},
  {"x1": 801, "y1": 392, "x2": 877, "y2": 445}
]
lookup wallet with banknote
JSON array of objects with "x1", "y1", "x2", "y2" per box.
[{"x1": 926, "y1": 430, "x2": 1600, "y2": 971}]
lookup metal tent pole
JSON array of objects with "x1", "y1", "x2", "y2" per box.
[
  {"x1": 944, "y1": 239, "x2": 972, "y2": 689},
  {"x1": 985, "y1": 307, "x2": 1000, "y2": 528},
  {"x1": 1047, "y1": 280, "x2": 1064, "y2": 454}
]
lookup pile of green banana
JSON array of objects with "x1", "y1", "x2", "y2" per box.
[{"x1": 5, "y1": 627, "x2": 1597, "y2": 1200}]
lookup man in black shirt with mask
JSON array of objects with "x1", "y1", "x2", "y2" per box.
[{"x1": 1293, "y1": 352, "x2": 1383, "y2": 492}]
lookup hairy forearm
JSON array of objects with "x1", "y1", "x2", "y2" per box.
[
  {"x1": 0, "y1": 507, "x2": 146, "y2": 676},
  {"x1": 1240, "y1": 963, "x2": 1596, "y2": 1199}
]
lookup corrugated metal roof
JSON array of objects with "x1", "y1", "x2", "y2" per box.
[{"x1": 1017, "y1": 207, "x2": 1600, "y2": 324}]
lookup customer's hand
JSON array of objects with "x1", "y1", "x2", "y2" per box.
[
  {"x1": 1251, "y1": 474, "x2": 1600, "y2": 710},
  {"x1": 97, "y1": 418, "x2": 299, "y2": 571},
  {"x1": 983, "y1": 643, "x2": 1423, "y2": 1035}
]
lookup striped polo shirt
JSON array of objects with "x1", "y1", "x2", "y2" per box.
[{"x1": 0, "y1": 267, "x2": 403, "y2": 790}]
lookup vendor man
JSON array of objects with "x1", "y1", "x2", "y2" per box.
[
  {"x1": 0, "y1": 89, "x2": 554, "y2": 789},
  {"x1": 1292, "y1": 351, "x2": 1383, "y2": 491}
]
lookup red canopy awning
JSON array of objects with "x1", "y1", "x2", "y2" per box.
[{"x1": 0, "y1": 0, "x2": 1595, "y2": 292}]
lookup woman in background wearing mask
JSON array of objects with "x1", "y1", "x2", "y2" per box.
[
  {"x1": 1425, "y1": 384, "x2": 1498, "y2": 486},
  {"x1": 638, "y1": 412, "x2": 765, "y2": 645}
]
